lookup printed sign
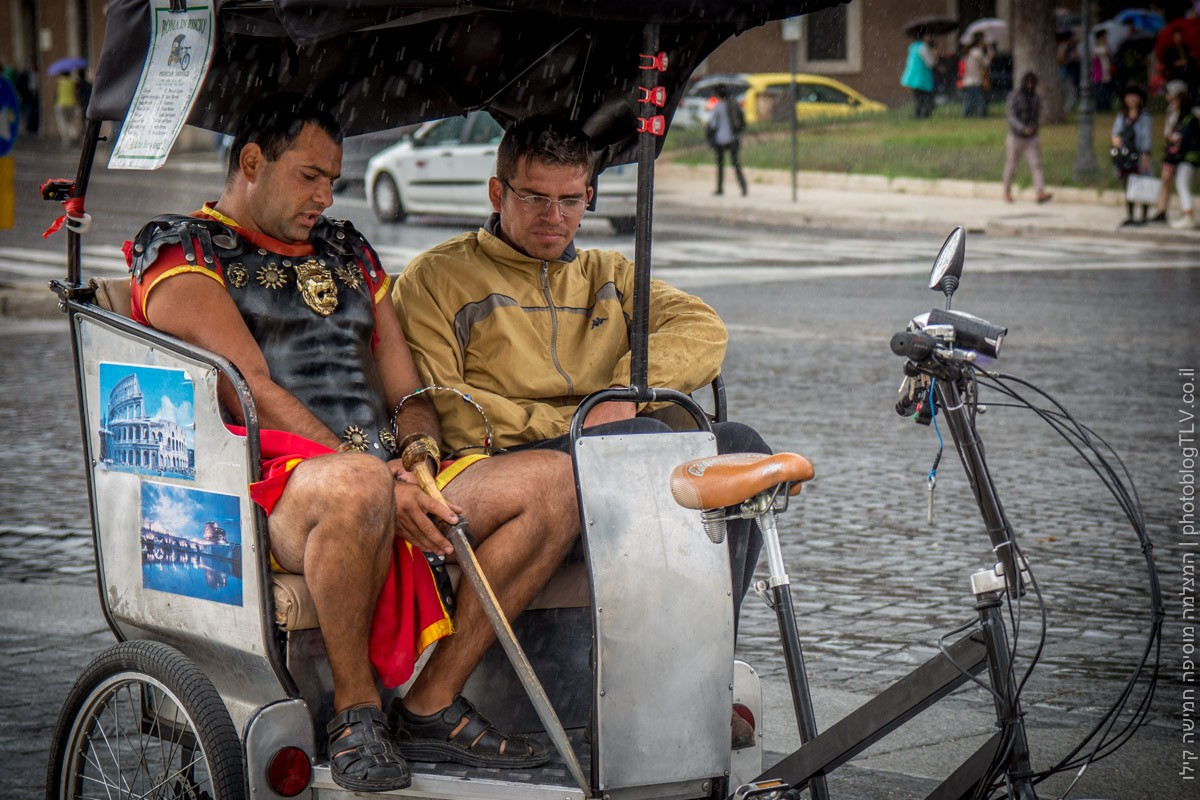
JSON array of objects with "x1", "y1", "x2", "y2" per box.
[
  {"x1": 109, "y1": 0, "x2": 214, "y2": 169},
  {"x1": 141, "y1": 482, "x2": 243, "y2": 607},
  {"x1": 98, "y1": 363, "x2": 195, "y2": 479}
]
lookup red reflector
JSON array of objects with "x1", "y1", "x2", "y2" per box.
[
  {"x1": 268, "y1": 746, "x2": 312, "y2": 797},
  {"x1": 733, "y1": 703, "x2": 755, "y2": 730}
]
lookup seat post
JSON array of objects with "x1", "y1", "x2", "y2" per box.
[{"x1": 750, "y1": 495, "x2": 830, "y2": 800}]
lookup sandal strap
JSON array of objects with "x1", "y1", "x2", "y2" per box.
[
  {"x1": 404, "y1": 695, "x2": 531, "y2": 756},
  {"x1": 328, "y1": 705, "x2": 402, "y2": 764},
  {"x1": 328, "y1": 704, "x2": 390, "y2": 739}
]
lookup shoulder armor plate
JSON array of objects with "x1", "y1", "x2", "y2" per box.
[
  {"x1": 129, "y1": 214, "x2": 241, "y2": 282},
  {"x1": 313, "y1": 216, "x2": 380, "y2": 280}
]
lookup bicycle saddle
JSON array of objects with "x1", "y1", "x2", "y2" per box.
[{"x1": 669, "y1": 452, "x2": 814, "y2": 510}]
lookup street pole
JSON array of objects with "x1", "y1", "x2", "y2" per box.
[
  {"x1": 782, "y1": 16, "x2": 801, "y2": 203},
  {"x1": 790, "y1": 40, "x2": 798, "y2": 203},
  {"x1": 1074, "y1": 0, "x2": 1100, "y2": 179}
]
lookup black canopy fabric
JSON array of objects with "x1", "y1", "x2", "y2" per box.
[{"x1": 90, "y1": 0, "x2": 848, "y2": 167}]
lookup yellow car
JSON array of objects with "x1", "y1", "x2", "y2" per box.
[{"x1": 681, "y1": 72, "x2": 887, "y2": 126}]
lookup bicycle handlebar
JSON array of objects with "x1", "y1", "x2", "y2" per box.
[{"x1": 890, "y1": 331, "x2": 936, "y2": 361}]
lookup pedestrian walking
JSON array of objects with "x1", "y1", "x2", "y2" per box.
[
  {"x1": 1056, "y1": 31, "x2": 1081, "y2": 113},
  {"x1": 902, "y1": 30, "x2": 938, "y2": 119},
  {"x1": 1091, "y1": 29, "x2": 1115, "y2": 112},
  {"x1": 706, "y1": 85, "x2": 747, "y2": 196},
  {"x1": 75, "y1": 70, "x2": 93, "y2": 120},
  {"x1": 1151, "y1": 81, "x2": 1199, "y2": 229},
  {"x1": 54, "y1": 72, "x2": 79, "y2": 145},
  {"x1": 15, "y1": 62, "x2": 39, "y2": 136},
  {"x1": 961, "y1": 32, "x2": 992, "y2": 118},
  {"x1": 1002, "y1": 72, "x2": 1053, "y2": 204},
  {"x1": 1111, "y1": 83, "x2": 1153, "y2": 227}
]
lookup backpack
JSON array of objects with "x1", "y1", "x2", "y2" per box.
[{"x1": 729, "y1": 101, "x2": 745, "y2": 134}]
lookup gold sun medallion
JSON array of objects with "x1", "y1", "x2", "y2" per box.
[
  {"x1": 256, "y1": 262, "x2": 287, "y2": 290},
  {"x1": 335, "y1": 265, "x2": 362, "y2": 290},
  {"x1": 342, "y1": 426, "x2": 369, "y2": 452}
]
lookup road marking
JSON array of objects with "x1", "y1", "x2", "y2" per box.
[
  {"x1": 0, "y1": 245, "x2": 128, "y2": 281},
  {"x1": 4, "y1": 239, "x2": 1197, "y2": 287}
]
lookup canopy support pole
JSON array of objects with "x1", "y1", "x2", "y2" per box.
[{"x1": 628, "y1": 23, "x2": 659, "y2": 398}]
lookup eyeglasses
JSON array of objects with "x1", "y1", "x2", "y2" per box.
[{"x1": 501, "y1": 180, "x2": 588, "y2": 217}]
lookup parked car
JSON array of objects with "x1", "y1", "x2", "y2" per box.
[
  {"x1": 676, "y1": 72, "x2": 887, "y2": 128},
  {"x1": 365, "y1": 111, "x2": 638, "y2": 233},
  {"x1": 335, "y1": 125, "x2": 419, "y2": 193}
]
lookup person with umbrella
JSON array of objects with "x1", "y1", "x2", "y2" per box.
[
  {"x1": 901, "y1": 27, "x2": 940, "y2": 119},
  {"x1": 53, "y1": 70, "x2": 78, "y2": 144},
  {"x1": 1161, "y1": 27, "x2": 1199, "y2": 90},
  {"x1": 48, "y1": 55, "x2": 87, "y2": 145},
  {"x1": 961, "y1": 31, "x2": 993, "y2": 117}
]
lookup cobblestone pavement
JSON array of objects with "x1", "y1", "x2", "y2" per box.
[{"x1": 3, "y1": 233, "x2": 1196, "y2": 798}]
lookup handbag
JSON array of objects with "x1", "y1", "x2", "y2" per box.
[{"x1": 1124, "y1": 173, "x2": 1161, "y2": 205}]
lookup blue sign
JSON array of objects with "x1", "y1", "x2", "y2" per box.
[{"x1": 0, "y1": 75, "x2": 19, "y2": 157}]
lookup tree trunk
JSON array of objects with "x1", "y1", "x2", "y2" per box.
[{"x1": 1011, "y1": 0, "x2": 1064, "y2": 124}]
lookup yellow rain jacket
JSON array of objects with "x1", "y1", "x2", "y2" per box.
[{"x1": 392, "y1": 219, "x2": 727, "y2": 452}]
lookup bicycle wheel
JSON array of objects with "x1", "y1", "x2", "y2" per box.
[{"x1": 46, "y1": 640, "x2": 245, "y2": 800}]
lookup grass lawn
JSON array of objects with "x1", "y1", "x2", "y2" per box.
[{"x1": 663, "y1": 105, "x2": 1153, "y2": 191}]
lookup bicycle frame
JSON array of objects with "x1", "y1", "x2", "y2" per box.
[{"x1": 736, "y1": 362, "x2": 1038, "y2": 800}]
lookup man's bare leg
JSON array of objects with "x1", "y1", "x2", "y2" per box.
[
  {"x1": 401, "y1": 449, "x2": 579, "y2": 716},
  {"x1": 268, "y1": 452, "x2": 396, "y2": 712}
]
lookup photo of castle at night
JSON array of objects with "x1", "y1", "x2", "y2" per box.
[
  {"x1": 98, "y1": 364, "x2": 195, "y2": 479},
  {"x1": 141, "y1": 482, "x2": 243, "y2": 607}
]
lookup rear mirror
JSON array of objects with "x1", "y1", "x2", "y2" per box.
[{"x1": 929, "y1": 227, "x2": 966, "y2": 306}]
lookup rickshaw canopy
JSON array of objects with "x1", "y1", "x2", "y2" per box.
[{"x1": 90, "y1": 0, "x2": 849, "y2": 168}]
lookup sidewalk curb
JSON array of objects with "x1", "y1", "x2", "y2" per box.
[{"x1": 654, "y1": 162, "x2": 1200, "y2": 243}]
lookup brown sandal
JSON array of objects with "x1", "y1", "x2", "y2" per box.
[{"x1": 390, "y1": 695, "x2": 549, "y2": 768}]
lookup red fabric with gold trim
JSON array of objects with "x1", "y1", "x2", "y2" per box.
[{"x1": 230, "y1": 425, "x2": 454, "y2": 687}]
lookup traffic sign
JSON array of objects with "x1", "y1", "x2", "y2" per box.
[{"x1": 0, "y1": 74, "x2": 19, "y2": 157}]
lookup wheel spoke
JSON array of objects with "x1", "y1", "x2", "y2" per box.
[{"x1": 52, "y1": 645, "x2": 241, "y2": 800}]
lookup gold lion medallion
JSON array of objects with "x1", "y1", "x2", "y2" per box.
[
  {"x1": 226, "y1": 262, "x2": 249, "y2": 289},
  {"x1": 295, "y1": 258, "x2": 339, "y2": 316}
]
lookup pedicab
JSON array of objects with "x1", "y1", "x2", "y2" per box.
[
  {"x1": 42, "y1": 2, "x2": 1162, "y2": 799},
  {"x1": 42, "y1": 1, "x2": 847, "y2": 798}
]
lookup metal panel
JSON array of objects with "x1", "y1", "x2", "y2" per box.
[
  {"x1": 730, "y1": 659, "x2": 763, "y2": 791},
  {"x1": 245, "y1": 699, "x2": 316, "y2": 800},
  {"x1": 575, "y1": 432, "x2": 732, "y2": 792},
  {"x1": 75, "y1": 313, "x2": 289, "y2": 729}
]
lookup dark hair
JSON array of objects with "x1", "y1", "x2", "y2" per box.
[
  {"x1": 1122, "y1": 82, "x2": 1147, "y2": 106},
  {"x1": 1020, "y1": 71, "x2": 1038, "y2": 91},
  {"x1": 495, "y1": 115, "x2": 595, "y2": 183},
  {"x1": 226, "y1": 93, "x2": 343, "y2": 184}
]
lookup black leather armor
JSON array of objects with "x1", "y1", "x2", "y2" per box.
[{"x1": 131, "y1": 214, "x2": 397, "y2": 458}]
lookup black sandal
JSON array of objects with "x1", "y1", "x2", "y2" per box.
[
  {"x1": 390, "y1": 695, "x2": 550, "y2": 768},
  {"x1": 326, "y1": 705, "x2": 412, "y2": 792}
]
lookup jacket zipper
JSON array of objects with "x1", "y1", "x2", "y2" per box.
[{"x1": 540, "y1": 261, "x2": 574, "y2": 395}]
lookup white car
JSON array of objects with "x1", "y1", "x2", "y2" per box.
[{"x1": 365, "y1": 111, "x2": 638, "y2": 234}]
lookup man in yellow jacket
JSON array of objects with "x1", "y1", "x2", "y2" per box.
[{"x1": 393, "y1": 113, "x2": 769, "y2": 641}]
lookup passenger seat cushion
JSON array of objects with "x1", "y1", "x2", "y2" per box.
[{"x1": 89, "y1": 277, "x2": 134, "y2": 318}]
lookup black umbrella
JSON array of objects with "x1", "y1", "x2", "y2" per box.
[
  {"x1": 90, "y1": 0, "x2": 850, "y2": 169},
  {"x1": 902, "y1": 14, "x2": 959, "y2": 38}
]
